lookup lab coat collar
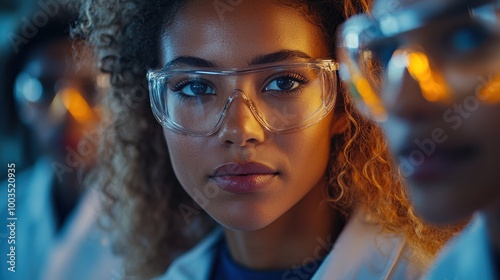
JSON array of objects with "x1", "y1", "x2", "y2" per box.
[{"x1": 156, "y1": 209, "x2": 421, "y2": 280}]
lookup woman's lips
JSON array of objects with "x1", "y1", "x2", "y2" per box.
[{"x1": 209, "y1": 162, "x2": 279, "y2": 194}]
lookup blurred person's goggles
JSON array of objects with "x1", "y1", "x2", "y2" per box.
[
  {"x1": 14, "y1": 71, "x2": 103, "y2": 124},
  {"x1": 338, "y1": 0, "x2": 500, "y2": 122},
  {"x1": 14, "y1": 71, "x2": 98, "y2": 106},
  {"x1": 147, "y1": 60, "x2": 338, "y2": 136}
]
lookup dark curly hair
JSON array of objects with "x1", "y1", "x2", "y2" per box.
[{"x1": 74, "y1": 0, "x2": 464, "y2": 279}]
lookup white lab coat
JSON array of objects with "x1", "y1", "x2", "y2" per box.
[
  {"x1": 155, "y1": 210, "x2": 423, "y2": 280},
  {"x1": 424, "y1": 214, "x2": 497, "y2": 280},
  {"x1": 0, "y1": 158, "x2": 123, "y2": 280}
]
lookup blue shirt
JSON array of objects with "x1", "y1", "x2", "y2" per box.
[{"x1": 211, "y1": 239, "x2": 322, "y2": 280}]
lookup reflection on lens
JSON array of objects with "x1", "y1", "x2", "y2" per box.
[
  {"x1": 478, "y1": 74, "x2": 500, "y2": 104},
  {"x1": 405, "y1": 51, "x2": 450, "y2": 103},
  {"x1": 15, "y1": 72, "x2": 43, "y2": 103},
  {"x1": 353, "y1": 76, "x2": 387, "y2": 122},
  {"x1": 60, "y1": 88, "x2": 95, "y2": 124}
]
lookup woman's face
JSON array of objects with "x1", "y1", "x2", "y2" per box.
[
  {"x1": 375, "y1": 0, "x2": 500, "y2": 223},
  {"x1": 160, "y1": 0, "x2": 344, "y2": 230}
]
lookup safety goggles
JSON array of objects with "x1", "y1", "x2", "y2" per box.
[
  {"x1": 147, "y1": 60, "x2": 338, "y2": 136},
  {"x1": 14, "y1": 71, "x2": 101, "y2": 124},
  {"x1": 338, "y1": 0, "x2": 500, "y2": 121}
]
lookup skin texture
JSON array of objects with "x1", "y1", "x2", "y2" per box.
[
  {"x1": 161, "y1": 0, "x2": 347, "y2": 269},
  {"x1": 373, "y1": 0, "x2": 500, "y2": 247}
]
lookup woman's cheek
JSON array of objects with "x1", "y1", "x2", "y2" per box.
[{"x1": 163, "y1": 131, "x2": 205, "y2": 186}]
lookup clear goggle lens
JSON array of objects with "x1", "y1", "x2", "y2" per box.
[{"x1": 147, "y1": 60, "x2": 338, "y2": 136}]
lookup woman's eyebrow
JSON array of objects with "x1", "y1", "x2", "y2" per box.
[
  {"x1": 248, "y1": 50, "x2": 312, "y2": 65},
  {"x1": 164, "y1": 50, "x2": 312, "y2": 68},
  {"x1": 165, "y1": 56, "x2": 218, "y2": 68}
]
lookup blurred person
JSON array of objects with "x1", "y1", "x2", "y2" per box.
[
  {"x1": 0, "y1": 8, "x2": 122, "y2": 280},
  {"x1": 338, "y1": 0, "x2": 500, "y2": 278},
  {"x1": 76, "y1": 0, "x2": 462, "y2": 279},
  {"x1": 0, "y1": 1, "x2": 40, "y2": 181}
]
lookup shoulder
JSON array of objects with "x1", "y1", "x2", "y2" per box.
[
  {"x1": 39, "y1": 190, "x2": 124, "y2": 280},
  {"x1": 313, "y1": 209, "x2": 423, "y2": 280},
  {"x1": 154, "y1": 228, "x2": 223, "y2": 280},
  {"x1": 424, "y1": 214, "x2": 496, "y2": 280}
]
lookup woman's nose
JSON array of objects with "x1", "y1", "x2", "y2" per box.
[{"x1": 217, "y1": 90, "x2": 266, "y2": 146}]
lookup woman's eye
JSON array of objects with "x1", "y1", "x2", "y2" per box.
[
  {"x1": 179, "y1": 81, "x2": 215, "y2": 96},
  {"x1": 264, "y1": 77, "x2": 301, "y2": 91}
]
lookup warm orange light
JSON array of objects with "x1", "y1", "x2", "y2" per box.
[
  {"x1": 354, "y1": 76, "x2": 387, "y2": 122},
  {"x1": 406, "y1": 52, "x2": 430, "y2": 79},
  {"x1": 405, "y1": 51, "x2": 450, "y2": 103},
  {"x1": 60, "y1": 88, "x2": 95, "y2": 124},
  {"x1": 478, "y1": 74, "x2": 500, "y2": 104}
]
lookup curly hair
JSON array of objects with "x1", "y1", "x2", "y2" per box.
[{"x1": 74, "y1": 0, "x2": 464, "y2": 278}]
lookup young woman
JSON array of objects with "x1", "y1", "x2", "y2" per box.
[
  {"x1": 76, "y1": 0, "x2": 460, "y2": 279},
  {"x1": 338, "y1": 0, "x2": 500, "y2": 278}
]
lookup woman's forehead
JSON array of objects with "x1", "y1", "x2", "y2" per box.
[{"x1": 159, "y1": 0, "x2": 329, "y2": 68}]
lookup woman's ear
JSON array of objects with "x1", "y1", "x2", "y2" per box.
[{"x1": 330, "y1": 113, "x2": 349, "y2": 137}]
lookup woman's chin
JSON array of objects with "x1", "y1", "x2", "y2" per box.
[{"x1": 208, "y1": 208, "x2": 280, "y2": 232}]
